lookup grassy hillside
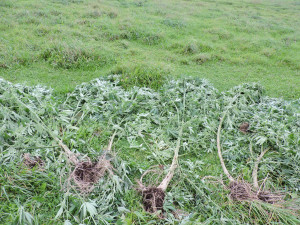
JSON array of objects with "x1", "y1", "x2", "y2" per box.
[{"x1": 0, "y1": 0, "x2": 299, "y2": 98}]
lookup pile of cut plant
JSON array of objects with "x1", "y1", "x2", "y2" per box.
[{"x1": 0, "y1": 76, "x2": 299, "y2": 224}]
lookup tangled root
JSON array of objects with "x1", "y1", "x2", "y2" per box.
[
  {"x1": 229, "y1": 181, "x2": 284, "y2": 203},
  {"x1": 229, "y1": 181, "x2": 258, "y2": 201},
  {"x1": 137, "y1": 167, "x2": 166, "y2": 216},
  {"x1": 70, "y1": 156, "x2": 113, "y2": 193},
  {"x1": 141, "y1": 187, "x2": 165, "y2": 215},
  {"x1": 257, "y1": 190, "x2": 284, "y2": 204},
  {"x1": 218, "y1": 113, "x2": 284, "y2": 205},
  {"x1": 23, "y1": 153, "x2": 44, "y2": 169}
]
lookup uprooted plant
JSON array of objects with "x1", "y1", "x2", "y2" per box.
[
  {"x1": 26, "y1": 109, "x2": 117, "y2": 193},
  {"x1": 217, "y1": 108, "x2": 284, "y2": 203},
  {"x1": 9, "y1": 84, "x2": 117, "y2": 193},
  {"x1": 137, "y1": 124, "x2": 183, "y2": 216},
  {"x1": 1, "y1": 77, "x2": 299, "y2": 224},
  {"x1": 68, "y1": 132, "x2": 116, "y2": 193},
  {"x1": 136, "y1": 83, "x2": 187, "y2": 217}
]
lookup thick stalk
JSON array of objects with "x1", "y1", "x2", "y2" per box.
[
  {"x1": 157, "y1": 124, "x2": 183, "y2": 191},
  {"x1": 217, "y1": 112, "x2": 235, "y2": 182},
  {"x1": 252, "y1": 148, "x2": 269, "y2": 189},
  {"x1": 107, "y1": 131, "x2": 116, "y2": 152}
]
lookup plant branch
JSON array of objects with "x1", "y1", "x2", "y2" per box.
[
  {"x1": 252, "y1": 147, "x2": 270, "y2": 189},
  {"x1": 157, "y1": 123, "x2": 183, "y2": 191},
  {"x1": 217, "y1": 112, "x2": 235, "y2": 182}
]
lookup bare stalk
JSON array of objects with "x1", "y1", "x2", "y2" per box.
[
  {"x1": 252, "y1": 147, "x2": 269, "y2": 189},
  {"x1": 157, "y1": 81, "x2": 186, "y2": 191},
  {"x1": 55, "y1": 137, "x2": 78, "y2": 164},
  {"x1": 107, "y1": 131, "x2": 117, "y2": 152},
  {"x1": 217, "y1": 112, "x2": 235, "y2": 182},
  {"x1": 157, "y1": 124, "x2": 183, "y2": 191}
]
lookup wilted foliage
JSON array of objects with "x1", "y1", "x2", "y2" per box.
[{"x1": 0, "y1": 77, "x2": 299, "y2": 224}]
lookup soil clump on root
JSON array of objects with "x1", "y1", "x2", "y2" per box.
[
  {"x1": 70, "y1": 156, "x2": 113, "y2": 193},
  {"x1": 229, "y1": 181, "x2": 284, "y2": 203},
  {"x1": 66, "y1": 132, "x2": 116, "y2": 193},
  {"x1": 239, "y1": 122, "x2": 250, "y2": 134},
  {"x1": 218, "y1": 111, "x2": 284, "y2": 204},
  {"x1": 229, "y1": 180, "x2": 257, "y2": 201},
  {"x1": 257, "y1": 190, "x2": 284, "y2": 204},
  {"x1": 141, "y1": 187, "x2": 165, "y2": 214}
]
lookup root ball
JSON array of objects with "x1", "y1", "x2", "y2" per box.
[
  {"x1": 142, "y1": 187, "x2": 165, "y2": 214},
  {"x1": 257, "y1": 191, "x2": 284, "y2": 204},
  {"x1": 70, "y1": 156, "x2": 113, "y2": 193},
  {"x1": 229, "y1": 181, "x2": 257, "y2": 201}
]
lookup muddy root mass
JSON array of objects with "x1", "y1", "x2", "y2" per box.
[
  {"x1": 257, "y1": 190, "x2": 284, "y2": 204},
  {"x1": 229, "y1": 181, "x2": 284, "y2": 203},
  {"x1": 142, "y1": 187, "x2": 165, "y2": 214},
  {"x1": 71, "y1": 157, "x2": 113, "y2": 192},
  {"x1": 229, "y1": 181, "x2": 257, "y2": 201}
]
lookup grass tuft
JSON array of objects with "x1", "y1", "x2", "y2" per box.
[
  {"x1": 111, "y1": 64, "x2": 169, "y2": 90},
  {"x1": 40, "y1": 44, "x2": 110, "y2": 69}
]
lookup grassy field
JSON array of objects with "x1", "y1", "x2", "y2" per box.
[{"x1": 0, "y1": 0, "x2": 299, "y2": 98}]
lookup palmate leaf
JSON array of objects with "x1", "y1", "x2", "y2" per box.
[
  {"x1": 64, "y1": 220, "x2": 72, "y2": 225},
  {"x1": 255, "y1": 136, "x2": 268, "y2": 145},
  {"x1": 80, "y1": 201, "x2": 97, "y2": 218}
]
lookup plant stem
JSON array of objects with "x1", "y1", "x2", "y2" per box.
[
  {"x1": 157, "y1": 122, "x2": 183, "y2": 191},
  {"x1": 252, "y1": 147, "x2": 269, "y2": 189},
  {"x1": 217, "y1": 112, "x2": 235, "y2": 183}
]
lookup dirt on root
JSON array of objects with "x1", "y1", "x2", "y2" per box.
[
  {"x1": 142, "y1": 187, "x2": 165, "y2": 214},
  {"x1": 23, "y1": 153, "x2": 44, "y2": 169},
  {"x1": 229, "y1": 181, "x2": 284, "y2": 203},
  {"x1": 257, "y1": 190, "x2": 284, "y2": 204},
  {"x1": 70, "y1": 156, "x2": 113, "y2": 193},
  {"x1": 229, "y1": 181, "x2": 257, "y2": 201}
]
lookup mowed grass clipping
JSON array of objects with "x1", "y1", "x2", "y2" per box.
[{"x1": 0, "y1": 0, "x2": 299, "y2": 98}]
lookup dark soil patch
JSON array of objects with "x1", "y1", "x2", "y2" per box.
[
  {"x1": 71, "y1": 157, "x2": 113, "y2": 193},
  {"x1": 142, "y1": 187, "x2": 165, "y2": 214},
  {"x1": 239, "y1": 122, "x2": 250, "y2": 134},
  {"x1": 229, "y1": 181, "x2": 284, "y2": 203}
]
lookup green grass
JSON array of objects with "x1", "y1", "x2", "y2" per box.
[{"x1": 0, "y1": 0, "x2": 299, "y2": 98}]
